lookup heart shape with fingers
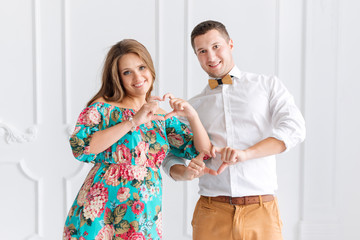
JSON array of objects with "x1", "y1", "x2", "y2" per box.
[{"x1": 150, "y1": 93, "x2": 197, "y2": 120}]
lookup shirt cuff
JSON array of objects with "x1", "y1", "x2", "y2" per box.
[{"x1": 162, "y1": 154, "x2": 187, "y2": 181}]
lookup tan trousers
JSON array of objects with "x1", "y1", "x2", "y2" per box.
[{"x1": 191, "y1": 196, "x2": 283, "y2": 240}]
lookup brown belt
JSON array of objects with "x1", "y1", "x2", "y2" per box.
[{"x1": 203, "y1": 194, "x2": 274, "y2": 205}]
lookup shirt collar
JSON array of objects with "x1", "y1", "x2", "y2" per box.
[
  {"x1": 207, "y1": 65, "x2": 242, "y2": 81},
  {"x1": 228, "y1": 65, "x2": 242, "y2": 80}
]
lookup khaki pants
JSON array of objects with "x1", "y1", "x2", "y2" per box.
[{"x1": 191, "y1": 196, "x2": 283, "y2": 240}]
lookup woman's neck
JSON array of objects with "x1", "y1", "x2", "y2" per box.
[{"x1": 120, "y1": 96, "x2": 146, "y2": 111}]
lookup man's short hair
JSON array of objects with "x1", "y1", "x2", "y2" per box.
[{"x1": 191, "y1": 20, "x2": 230, "y2": 52}]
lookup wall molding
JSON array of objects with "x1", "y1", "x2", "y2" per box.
[
  {"x1": 0, "y1": 0, "x2": 41, "y2": 145},
  {"x1": 19, "y1": 159, "x2": 43, "y2": 239},
  {"x1": 61, "y1": 0, "x2": 70, "y2": 125},
  {"x1": 300, "y1": 0, "x2": 340, "y2": 238},
  {"x1": 31, "y1": 0, "x2": 41, "y2": 125},
  {"x1": 0, "y1": 159, "x2": 43, "y2": 239},
  {"x1": 0, "y1": 120, "x2": 38, "y2": 144}
]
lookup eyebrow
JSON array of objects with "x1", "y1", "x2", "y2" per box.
[{"x1": 120, "y1": 63, "x2": 144, "y2": 72}]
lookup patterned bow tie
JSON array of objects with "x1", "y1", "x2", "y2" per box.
[{"x1": 208, "y1": 74, "x2": 233, "y2": 89}]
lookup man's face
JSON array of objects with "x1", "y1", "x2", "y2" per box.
[{"x1": 193, "y1": 29, "x2": 234, "y2": 79}]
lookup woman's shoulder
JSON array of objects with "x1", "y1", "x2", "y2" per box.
[{"x1": 90, "y1": 97, "x2": 107, "y2": 106}]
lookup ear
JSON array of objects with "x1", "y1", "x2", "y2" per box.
[{"x1": 228, "y1": 39, "x2": 234, "y2": 50}]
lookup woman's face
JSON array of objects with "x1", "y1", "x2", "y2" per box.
[{"x1": 118, "y1": 53, "x2": 153, "y2": 98}]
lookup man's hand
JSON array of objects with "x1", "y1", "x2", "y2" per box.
[
  {"x1": 182, "y1": 152, "x2": 217, "y2": 180},
  {"x1": 211, "y1": 146, "x2": 248, "y2": 175}
]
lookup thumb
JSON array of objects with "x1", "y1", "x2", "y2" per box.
[
  {"x1": 164, "y1": 111, "x2": 177, "y2": 120},
  {"x1": 210, "y1": 145, "x2": 219, "y2": 158}
]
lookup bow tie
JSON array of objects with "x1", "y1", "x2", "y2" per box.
[{"x1": 208, "y1": 74, "x2": 233, "y2": 89}]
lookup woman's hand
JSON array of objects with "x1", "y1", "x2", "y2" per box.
[
  {"x1": 182, "y1": 152, "x2": 217, "y2": 180},
  {"x1": 132, "y1": 97, "x2": 165, "y2": 126},
  {"x1": 162, "y1": 93, "x2": 198, "y2": 120}
]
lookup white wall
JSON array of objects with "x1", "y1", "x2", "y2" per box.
[{"x1": 0, "y1": 0, "x2": 359, "y2": 239}]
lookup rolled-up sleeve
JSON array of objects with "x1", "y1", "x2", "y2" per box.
[
  {"x1": 268, "y1": 76, "x2": 306, "y2": 152},
  {"x1": 162, "y1": 153, "x2": 188, "y2": 180}
]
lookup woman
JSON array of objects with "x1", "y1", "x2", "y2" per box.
[{"x1": 63, "y1": 39, "x2": 211, "y2": 240}]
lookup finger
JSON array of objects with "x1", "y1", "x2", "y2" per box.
[
  {"x1": 210, "y1": 145, "x2": 218, "y2": 158},
  {"x1": 204, "y1": 167, "x2": 218, "y2": 176},
  {"x1": 148, "y1": 95, "x2": 163, "y2": 102},
  {"x1": 168, "y1": 98, "x2": 175, "y2": 109},
  {"x1": 164, "y1": 111, "x2": 177, "y2": 119},
  {"x1": 217, "y1": 163, "x2": 228, "y2": 175},
  {"x1": 229, "y1": 149, "x2": 237, "y2": 164},
  {"x1": 169, "y1": 98, "x2": 181, "y2": 110},
  {"x1": 191, "y1": 158, "x2": 206, "y2": 169},
  {"x1": 163, "y1": 92, "x2": 175, "y2": 101},
  {"x1": 174, "y1": 100, "x2": 186, "y2": 110},
  {"x1": 224, "y1": 147, "x2": 232, "y2": 163},
  {"x1": 221, "y1": 147, "x2": 228, "y2": 162},
  {"x1": 214, "y1": 146, "x2": 224, "y2": 154},
  {"x1": 189, "y1": 162, "x2": 204, "y2": 173}
]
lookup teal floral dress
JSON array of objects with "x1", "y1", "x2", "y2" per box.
[{"x1": 63, "y1": 102, "x2": 197, "y2": 240}]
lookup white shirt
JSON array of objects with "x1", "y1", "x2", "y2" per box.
[{"x1": 162, "y1": 66, "x2": 306, "y2": 197}]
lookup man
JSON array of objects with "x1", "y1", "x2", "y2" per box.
[{"x1": 162, "y1": 20, "x2": 305, "y2": 240}]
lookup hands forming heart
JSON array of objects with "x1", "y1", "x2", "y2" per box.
[
  {"x1": 132, "y1": 93, "x2": 197, "y2": 127},
  {"x1": 149, "y1": 93, "x2": 198, "y2": 120},
  {"x1": 133, "y1": 93, "x2": 247, "y2": 178},
  {"x1": 182, "y1": 152, "x2": 218, "y2": 180},
  {"x1": 184, "y1": 146, "x2": 248, "y2": 179},
  {"x1": 210, "y1": 146, "x2": 248, "y2": 174}
]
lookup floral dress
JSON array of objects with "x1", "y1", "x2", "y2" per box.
[{"x1": 63, "y1": 102, "x2": 197, "y2": 240}]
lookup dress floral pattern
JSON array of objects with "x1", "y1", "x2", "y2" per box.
[{"x1": 63, "y1": 102, "x2": 197, "y2": 240}]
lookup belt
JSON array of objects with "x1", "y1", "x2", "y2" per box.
[{"x1": 203, "y1": 195, "x2": 274, "y2": 205}]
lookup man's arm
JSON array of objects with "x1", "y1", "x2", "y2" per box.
[
  {"x1": 213, "y1": 137, "x2": 286, "y2": 174},
  {"x1": 162, "y1": 152, "x2": 217, "y2": 181}
]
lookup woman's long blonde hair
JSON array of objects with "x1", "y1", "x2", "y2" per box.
[{"x1": 87, "y1": 39, "x2": 156, "y2": 107}]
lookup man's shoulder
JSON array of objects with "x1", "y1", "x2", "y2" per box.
[
  {"x1": 239, "y1": 70, "x2": 277, "y2": 82},
  {"x1": 188, "y1": 87, "x2": 207, "y2": 102}
]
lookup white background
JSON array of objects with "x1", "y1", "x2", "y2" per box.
[{"x1": 0, "y1": 0, "x2": 359, "y2": 239}]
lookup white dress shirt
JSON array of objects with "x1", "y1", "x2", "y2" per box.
[{"x1": 162, "y1": 66, "x2": 306, "y2": 197}]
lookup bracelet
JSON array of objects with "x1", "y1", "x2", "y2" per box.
[{"x1": 128, "y1": 116, "x2": 137, "y2": 131}]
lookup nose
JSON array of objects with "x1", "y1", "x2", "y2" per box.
[
  {"x1": 133, "y1": 70, "x2": 142, "y2": 80},
  {"x1": 207, "y1": 50, "x2": 216, "y2": 62}
]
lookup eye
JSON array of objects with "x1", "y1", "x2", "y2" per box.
[
  {"x1": 213, "y1": 45, "x2": 219, "y2": 49},
  {"x1": 139, "y1": 65, "x2": 146, "y2": 70},
  {"x1": 198, "y1": 49, "x2": 206, "y2": 54},
  {"x1": 123, "y1": 70, "x2": 131, "y2": 76}
]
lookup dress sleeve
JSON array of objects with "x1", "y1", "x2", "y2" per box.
[
  {"x1": 165, "y1": 116, "x2": 198, "y2": 160},
  {"x1": 69, "y1": 104, "x2": 103, "y2": 162}
]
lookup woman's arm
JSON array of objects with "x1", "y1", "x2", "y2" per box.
[
  {"x1": 164, "y1": 95, "x2": 211, "y2": 153},
  {"x1": 89, "y1": 101, "x2": 164, "y2": 154}
]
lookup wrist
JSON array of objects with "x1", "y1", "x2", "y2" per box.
[
  {"x1": 127, "y1": 116, "x2": 138, "y2": 131},
  {"x1": 186, "y1": 110, "x2": 199, "y2": 122},
  {"x1": 241, "y1": 149, "x2": 252, "y2": 161}
]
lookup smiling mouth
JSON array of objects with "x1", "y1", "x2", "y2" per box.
[
  {"x1": 209, "y1": 62, "x2": 221, "y2": 68},
  {"x1": 134, "y1": 81, "x2": 146, "y2": 88}
]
